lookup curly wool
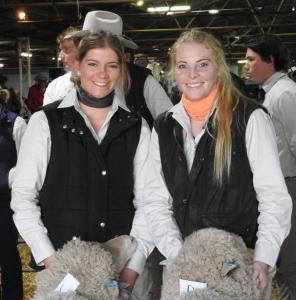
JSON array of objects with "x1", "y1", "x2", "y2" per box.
[
  {"x1": 32, "y1": 239, "x2": 117, "y2": 300},
  {"x1": 161, "y1": 228, "x2": 260, "y2": 300}
]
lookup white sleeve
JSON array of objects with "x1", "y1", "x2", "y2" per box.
[
  {"x1": 246, "y1": 109, "x2": 292, "y2": 268},
  {"x1": 43, "y1": 80, "x2": 56, "y2": 106},
  {"x1": 144, "y1": 128, "x2": 183, "y2": 261},
  {"x1": 143, "y1": 75, "x2": 173, "y2": 119},
  {"x1": 8, "y1": 117, "x2": 27, "y2": 187},
  {"x1": 12, "y1": 116, "x2": 27, "y2": 154},
  {"x1": 127, "y1": 119, "x2": 155, "y2": 274},
  {"x1": 11, "y1": 111, "x2": 55, "y2": 264}
]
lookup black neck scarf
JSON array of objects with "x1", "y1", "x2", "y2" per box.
[{"x1": 77, "y1": 85, "x2": 114, "y2": 108}]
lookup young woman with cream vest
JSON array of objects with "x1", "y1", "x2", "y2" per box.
[{"x1": 144, "y1": 29, "x2": 292, "y2": 299}]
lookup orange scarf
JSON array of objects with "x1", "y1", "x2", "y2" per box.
[{"x1": 182, "y1": 86, "x2": 219, "y2": 121}]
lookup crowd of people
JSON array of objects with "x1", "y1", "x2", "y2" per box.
[{"x1": 0, "y1": 9, "x2": 295, "y2": 300}]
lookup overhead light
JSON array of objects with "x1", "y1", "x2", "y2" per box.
[
  {"x1": 0, "y1": 63, "x2": 4, "y2": 68},
  {"x1": 52, "y1": 57, "x2": 56, "y2": 60},
  {"x1": 292, "y1": 6, "x2": 296, "y2": 11},
  {"x1": 237, "y1": 59, "x2": 247, "y2": 64},
  {"x1": 170, "y1": 5, "x2": 191, "y2": 11},
  {"x1": 17, "y1": 10, "x2": 26, "y2": 20},
  {"x1": 136, "y1": 0, "x2": 144, "y2": 6},
  {"x1": 21, "y1": 52, "x2": 32, "y2": 57},
  {"x1": 147, "y1": 6, "x2": 169, "y2": 13},
  {"x1": 209, "y1": 9, "x2": 219, "y2": 14},
  {"x1": 148, "y1": 5, "x2": 190, "y2": 13}
]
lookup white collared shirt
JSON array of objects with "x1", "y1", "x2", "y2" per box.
[
  {"x1": 144, "y1": 101, "x2": 292, "y2": 268},
  {"x1": 11, "y1": 88, "x2": 154, "y2": 274},
  {"x1": 262, "y1": 72, "x2": 296, "y2": 177}
]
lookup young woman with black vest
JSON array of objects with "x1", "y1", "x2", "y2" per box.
[
  {"x1": 11, "y1": 31, "x2": 153, "y2": 297},
  {"x1": 144, "y1": 29, "x2": 292, "y2": 299}
]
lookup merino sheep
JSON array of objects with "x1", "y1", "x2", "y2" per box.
[
  {"x1": 32, "y1": 235, "x2": 137, "y2": 300},
  {"x1": 161, "y1": 228, "x2": 260, "y2": 300}
]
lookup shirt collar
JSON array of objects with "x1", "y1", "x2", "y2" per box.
[
  {"x1": 262, "y1": 72, "x2": 287, "y2": 93},
  {"x1": 170, "y1": 101, "x2": 192, "y2": 134}
]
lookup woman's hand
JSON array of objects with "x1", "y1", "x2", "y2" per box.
[
  {"x1": 252, "y1": 261, "x2": 269, "y2": 297},
  {"x1": 42, "y1": 256, "x2": 53, "y2": 269},
  {"x1": 119, "y1": 268, "x2": 139, "y2": 291}
]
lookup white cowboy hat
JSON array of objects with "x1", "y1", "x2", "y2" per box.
[{"x1": 69, "y1": 10, "x2": 138, "y2": 50}]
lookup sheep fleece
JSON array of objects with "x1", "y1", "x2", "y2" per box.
[
  {"x1": 161, "y1": 228, "x2": 260, "y2": 300},
  {"x1": 32, "y1": 239, "x2": 117, "y2": 300}
]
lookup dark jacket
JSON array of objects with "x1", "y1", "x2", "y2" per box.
[
  {"x1": 39, "y1": 102, "x2": 142, "y2": 249},
  {"x1": 126, "y1": 63, "x2": 154, "y2": 128},
  {"x1": 0, "y1": 108, "x2": 17, "y2": 206},
  {"x1": 155, "y1": 98, "x2": 266, "y2": 248}
]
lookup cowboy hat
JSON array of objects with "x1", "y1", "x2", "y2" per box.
[{"x1": 70, "y1": 10, "x2": 138, "y2": 50}]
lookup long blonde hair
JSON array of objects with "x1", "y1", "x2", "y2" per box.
[{"x1": 170, "y1": 29, "x2": 241, "y2": 184}]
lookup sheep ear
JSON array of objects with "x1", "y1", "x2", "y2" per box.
[{"x1": 221, "y1": 260, "x2": 239, "y2": 277}]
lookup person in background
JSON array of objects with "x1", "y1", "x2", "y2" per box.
[
  {"x1": 123, "y1": 45, "x2": 172, "y2": 128},
  {"x1": 0, "y1": 87, "x2": 26, "y2": 300},
  {"x1": 43, "y1": 26, "x2": 81, "y2": 105},
  {"x1": 26, "y1": 73, "x2": 48, "y2": 113},
  {"x1": 134, "y1": 56, "x2": 149, "y2": 68},
  {"x1": 144, "y1": 29, "x2": 292, "y2": 299},
  {"x1": 11, "y1": 31, "x2": 153, "y2": 299},
  {"x1": 7, "y1": 87, "x2": 21, "y2": 115},
  {"x1": 245, "y1": 33, "x2": 296, "y2": 298},
  {"x1": 159, "y1": 70, "x2": 169, "y2": 95},
  {"x1": 0, "y1": 75, "x2": 21, "y2": 114}
]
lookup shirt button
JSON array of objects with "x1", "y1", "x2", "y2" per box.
[
  {"x1": 79, "y1": 130, "x2": 84, "y2": 135},
  {"x1": 100, "y1": 222, "x2": 106, "y2": 228},
  {"x1": 72, "y1": 236, "x2": 77, "y2": 240},
  {"x1": 101, "y1": 170, "x2": 107, "y2": 176},
  {"x1": 62, "y1": 124, "x2": 68, "y2": 129},
  {"x1": 71, "y1": 128, "x2": 76, "y2": 133},
  {"x1": 182, "y1": 198, "x2": 188, "y2": 204}
]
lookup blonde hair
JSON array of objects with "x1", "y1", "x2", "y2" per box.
[
  {"x1": 72, "y1": 31, "x2": 131, "y2": 95},
  {"x1": 170, "y1": 29, "x2": 242, "y2": 184},
  {"x1": 57, "y1": 26, "x2": 81, "y2": 47}
]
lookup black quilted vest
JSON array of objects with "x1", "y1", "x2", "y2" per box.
[
  {"x1": 155, "y1": 98, "x2": 267, "y2": 248},
  {"x1": 40, "y1": 101, "x2": 141, "y2": 249}
]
